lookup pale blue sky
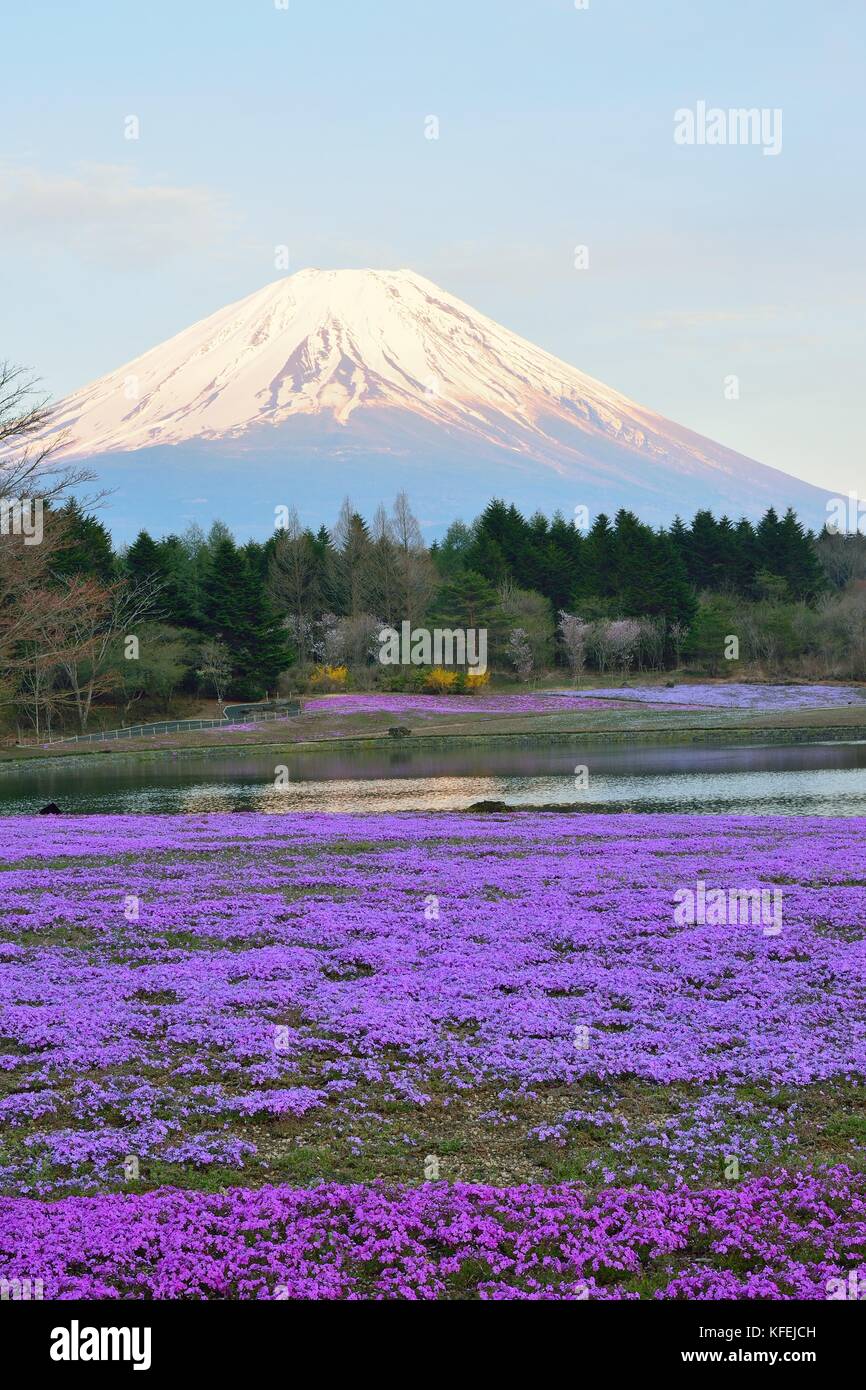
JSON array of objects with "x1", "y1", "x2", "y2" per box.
[{"x1": 1, "y1": 0, "x2": 863, "y2": 492}]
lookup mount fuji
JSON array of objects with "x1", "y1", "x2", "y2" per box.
[{"x1": 41, "y1": 268, "x2": 834, "y2": 539}]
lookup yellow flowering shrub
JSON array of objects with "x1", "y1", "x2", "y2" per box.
[
  {"x1": 424, "y1": 666, "x2": 459, "y2": 693},
  {"x1": 309, "y1": 665, "x2": 349, "y2": 690}
]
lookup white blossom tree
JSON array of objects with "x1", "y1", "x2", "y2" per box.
[{"x1": 557, "y1": 610, "x2": 591, "y2": 684}]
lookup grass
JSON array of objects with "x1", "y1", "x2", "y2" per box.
[
  {"x1": 2, "y1": 692, "x2": 866, "y2": 765},
  {"x1": 4, "y1": 1070, "x2": 864, "y2": 1200}
]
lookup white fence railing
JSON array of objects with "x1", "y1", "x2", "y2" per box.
[{"x1": 42, "y1": 703, "x2": 301, "y2": 747}]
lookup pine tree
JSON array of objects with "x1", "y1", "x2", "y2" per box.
[
  {"x1": 241, "y1": 566, "x2": 292, "y2": 693},
  {"x1": 652, "y1": 533, "x2": 697, "y2": 628},
  {"x1": 313, "y1": 525, "x2": 341, "y2": 612},
  {"x1": 430, "y1": 569, "x2": 499, "y2": 630},
  {"x1": 332, "y1": 501, "x2": 371, "y2": 616},
  {"x1": 611, "y1": 509, "x2": 654, "y2": 613},
  {"x1": 179, "y1": 523, "x2": 209, "y2": 624},
  {"x1": 775, "y1": 508, "x2": 825, "y2": 601},
  {"x1": 668, "y1": 515, "x2": 690, "y2": 564},
  {"x1": 202, "y1": 537, "x2": 290, "y2": 697},
  {"x1": 577, "y1": 513, "x2": 616, "y2": 600},
  {"x1": 544, "y1": 512, "x2": 583, "y2": 611},
  {"x1": 434, "y1": 520, "x2": 473, "y2": 576},
  {"x1": 467, "y1": 531, "x2": 507, "y2": 586},
  {"x1": 52, "y1": 499, "x2": 116, "y2": 583},
  {"x1": 125, "y1": 531, "x2": 164, "y2": 587},
  {"x1": 202, "y1": 537, "x2": 249, "y2": 648},
  {"x1": 687, "y1": 510, "x2": 725, "y2": 590},
  {"x1": 715, "y1": 515, "x2": 736, "y2": 589},
  {"x1": 683, "y1": 598, "x2": 738, "y2": 674},
  {"x1": 730, "y1": 518, "x2": 759, "y2": 594},
  {"x1": 154, "y1": 535, "x2": 198, "y2": 626},
  {"x1": 242, "y1": 539, "x2": 269, "y2": 584},
  {"x1": 756, "y1": 507, "x2": 784, "y2": 575},
  {"x1": 123, "y1": 530, "x2": 168, "y2": 618}
]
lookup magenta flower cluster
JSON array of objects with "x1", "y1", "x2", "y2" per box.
[
  {"x1": 302, "y1": 692, "x2": 619, "y2": 716},
  {"x1": 2, "y1": 1167, "x2": 864, "y2": 1300}
]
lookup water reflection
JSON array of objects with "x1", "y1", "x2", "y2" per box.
[{"x1": 1, "y1": 741, "x2": 865, "y2": 815}]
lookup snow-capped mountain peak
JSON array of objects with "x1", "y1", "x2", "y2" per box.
[
  {"x1": 48, "y1": 267, "x2": 666, "y2": 458},
  {"x1": 38, "y1": 267, "x2": 835, "y2": 533}
]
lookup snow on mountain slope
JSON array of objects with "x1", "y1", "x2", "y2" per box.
[
  {"x1": 37, "y1": 268, "x2": 835, "y2": 530},
  {"x1": 48, "y1": 268, "x2": 669, "y2": 456}
]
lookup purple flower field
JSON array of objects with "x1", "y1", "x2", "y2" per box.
[
  {"x1": 303, "y1": 692, "x2": 618, "y2": 716},
  {"x1": 2, "y1": 1168, "x2": 865, "y2": 1300},
  {"x1": 301, "y1": 684, "x2": 866, "y2": 719},
  {"x1": 2, "y1": 810, "x2": 864, "y2": 1298},
  {"x1": 572, "y1": 683, "x2": 866, "y2": 712}
]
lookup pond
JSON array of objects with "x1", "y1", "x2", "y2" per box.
[{"x1": 1, "y1": 739, "x2": 866, "y2": 815}]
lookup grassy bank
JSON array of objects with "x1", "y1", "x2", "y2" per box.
[{"x1": 2, "y1": 697, "x2": 865, "y2": 768}]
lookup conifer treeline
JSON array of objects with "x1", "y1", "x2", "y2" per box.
[
  {"x1": 41, "y1": 493, "x2": 856, "y2": 703},
  {"x1": 67, "y1": 498, "x2": 827, "y2": 619},
  {"x1": 434, "y1": 501, "x2": 826, "y2": 621}
]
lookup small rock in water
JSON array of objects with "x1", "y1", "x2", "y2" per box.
[{"x1": 38, "y1": 803, "x2": 61, "y2": 815}]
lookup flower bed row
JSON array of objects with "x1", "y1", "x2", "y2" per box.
[{"x1": 2, "y1": 1168, "x2": 864, "y2": 1299}]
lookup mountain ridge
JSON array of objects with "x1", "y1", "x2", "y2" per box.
[{"x1": 33, "y1": 268, "x2": 836, "y2": 537}]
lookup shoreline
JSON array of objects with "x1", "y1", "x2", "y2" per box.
[{"x1": 1, "y1": 717, "x2": 864, "y2": 773}]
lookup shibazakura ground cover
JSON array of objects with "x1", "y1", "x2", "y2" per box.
[
  {"x1": 1, "y1": 811, "x2": 865, "y2": 1298},
  {"x1": 5, "y1": 685, "x2": 866, "y2": 764}
]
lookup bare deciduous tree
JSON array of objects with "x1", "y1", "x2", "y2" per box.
[
  {"x1": 1, "y1": 362, "x2": 101, "y2": 717},
  {"x1": 196, "y1": 637, "x2": 233, "y2": 709},
  {"x1": 361, "y1": 505, "x2": 402, "y2": 623},
  {"x1": 50, "y1": 574, "x2": 164, "y2": 730},
  {"x1": 269, "y1": 507, "x2": 320, "y2": 661},
  {"x1": 557, "y1": 610, "x2": 591, "y2": 684},
  {"x1": 391, "y1": 491, "x2": 437, "y2": 623},
  {"x1": 506, "y1": 627, "x2": 534, "y2": 681},
  {"x1": 0, "y1": 361, "x2": 93, "y2": 505},
  {"x1": 605, "y1": 619, "x2": 643, "y2": 674}
]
